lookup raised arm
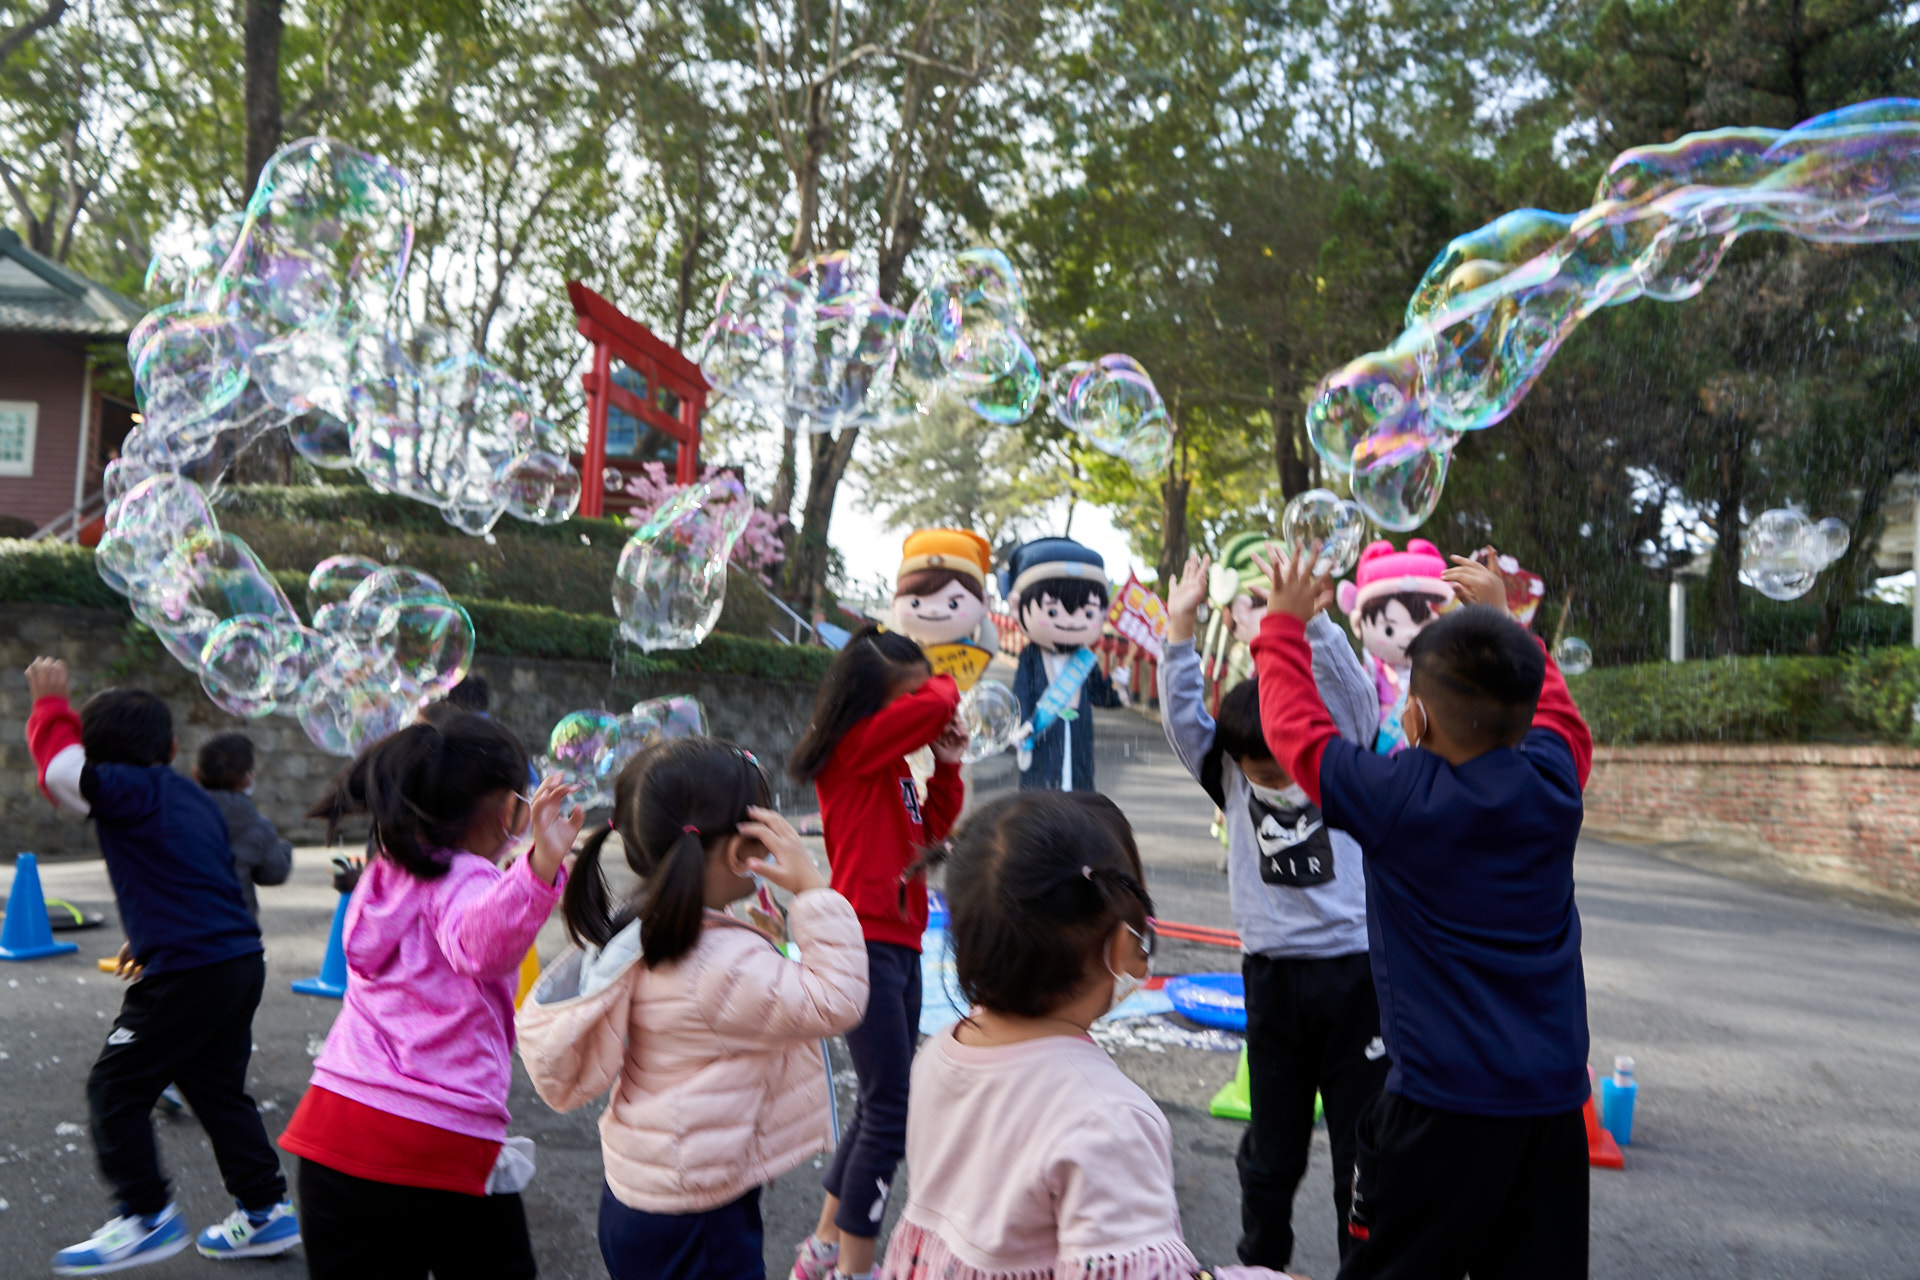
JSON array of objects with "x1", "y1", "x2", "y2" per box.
[
  {"x1": 1530, "y1": 636, "x2": 1592, "y2": 789},
  {"x1": 433, "y1": 854, "x2": 566, "y2": 980},
  {"x1": 1155, "y1": 638, "x2": 1218, "y2": 789},
  {"x1": 833, "y1": 674, "x2": 961, "y2": 774},
  {"x1": 27, "y1": 694, "x2": 90, "y2": 816},
  {"x1": 1250, "y1": 614, "x2": 1337, "y2": 806},
  {"x1": 1305, "y1": 612, "x2": 1379, "y2": 747}
]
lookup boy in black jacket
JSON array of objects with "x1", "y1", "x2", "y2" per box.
[{"x1": 25, "y1": 659, "x2": 300, "y2": 1272}]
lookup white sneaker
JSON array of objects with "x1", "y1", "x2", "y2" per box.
[{"x1": 51, "y1": 1203, "x2": 189, "y2": 1274}]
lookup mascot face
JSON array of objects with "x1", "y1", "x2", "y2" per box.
[
  {"x1": 1353, "y1": 594, "x2": 1444, "y2": 671},
  {"x1": 895, "y1": 579, "x2": 988, "y2": 646},
  {"x1": 1022, "y1": 590, "x2": 1105, "y2": 651}
]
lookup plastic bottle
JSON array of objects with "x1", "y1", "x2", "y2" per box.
[{"x1": 1599, "y1": 1055, "x2": 1637, "y2": 1146}]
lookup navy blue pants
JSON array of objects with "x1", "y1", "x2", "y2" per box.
[
  {"x1": 822, "y1": 939, "x2": 921, "y2": 1237},
  {"x1": 599, "y1": 1183, "x2": 762, "y2": 1280}
]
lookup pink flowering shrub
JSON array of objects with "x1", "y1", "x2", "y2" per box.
[{"x1": 623, "y1": 462, "x2": 788, "y2": 584}]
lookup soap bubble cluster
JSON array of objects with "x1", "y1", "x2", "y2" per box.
[
  {"x1": 93, "y1": 476, "x2": 472, "y2": 754},
  {"x1": 1553, "y1": 636, "x2": 1594, "y2": 676},
  {"x1": 1279, "y1": 489, "x2": 1368, "y2": 578},
  {"x1": 613, "y1": 474, "x2": 755, "y2": 651},
  {"x1": 698, "y1": 248, "x2": 1170, "y2": 473},
  {"x1": 1047, "y1": 356, "x2": 1174, "y2": 474},
  {"x1": 123, "y1": 137, "x2": 581, "y2": 536},
  {"x1": 959, "y1": 680, "x2": 1021, "y2": 764},
  {"x1": 540, "y1": 695, "x2": 709, "y2": 807},
  {"x1": 1308, "y1": 99, "x2": 1920, "y2": 530},
  {"x1": 1741, "y1": 509, "x2": 1851, "y2": 601}
]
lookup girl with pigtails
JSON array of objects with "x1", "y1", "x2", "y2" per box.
[{"x1": 516, "y1": 737, "x2": 871, "y2": 1280}]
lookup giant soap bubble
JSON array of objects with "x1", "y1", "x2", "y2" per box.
[
  {"x1": 613, "y1": 475, "x2": 754, "y2": 650},
  {"x1": 1309, "y1": 99, "x2": 1920, "y2": 530},
  {"x1": 1048, "y1": 356, "x2": 1174, "y2": 476},
  {"x1": 1280, "y1": 489, "x2": 1369, "y2": 578},
  {"x1": 959, "y1": 680, "x2": 1021, "y2": 764},
  {"x1": 1741, "y1": 508, "x2": 1850, "y2": 601},
  {"x1": 128, "y1": 137, "x2": 580, "y2": 524}
]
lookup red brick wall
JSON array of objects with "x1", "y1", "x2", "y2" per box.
[
  {"x1": 1585, "y1": 744, "x2": 1920, "y2": 899},
  {"x1": 0, "y1": 335, "x2": 88, "y2": 529}
]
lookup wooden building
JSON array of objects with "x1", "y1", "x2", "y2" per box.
[{"x1": 0, "y1": 228, "x2": 143, "y2": 538}]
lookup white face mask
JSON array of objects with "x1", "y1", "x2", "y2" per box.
[
  {"x1": 1248, "y1": 780, "x2": 1308, "y2": 809},
  {"x1": 497, "y1": 793, "x2": 533, "y2": 861},
  {"x1": 1106, "y1": 923, "x2": 1151, "y2": 1013}
]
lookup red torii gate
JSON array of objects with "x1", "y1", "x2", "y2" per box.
[{"x1": 566, "y1": 280, "x2": 707, "y2": 517}]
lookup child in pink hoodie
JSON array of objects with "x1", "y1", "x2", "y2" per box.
[
  {"x1": 278, "y1": 714, "x2": 582, "y2": 1280},
  {"x1": 881, "y1": 791, "x2": 1300, "y2": 1280}
]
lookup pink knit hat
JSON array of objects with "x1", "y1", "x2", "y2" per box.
[{"x1": 1335, "y1": 538, "x2": 1455, "y2": 617}]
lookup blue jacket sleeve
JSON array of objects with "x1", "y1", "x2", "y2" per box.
[{"x1": 1315, "y1": 738, "x2": 1419, "y2": 856}]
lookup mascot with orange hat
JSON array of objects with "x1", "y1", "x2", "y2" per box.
[{"x1": 891, "y1": 528, "x2": 997, "y2": 690}]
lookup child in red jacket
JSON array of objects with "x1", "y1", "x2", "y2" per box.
[{"x1": 787, "y1": 626, "x2": 968, "y2": 1280}]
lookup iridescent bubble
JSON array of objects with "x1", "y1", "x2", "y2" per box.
[
  {"x1": 96, "y1": 473, "x2": 217, "y2": 597},
  {"x1": 1349, "y1": 430, "x2": 1452, "y2": 532},
  {"x1": 343, "y1": 565, "x2": 452, "y2": 635},
  {"x1": 1280, "y1": 490, "x2": 1369, "y2": 577},
  {"x1": 698, "y1": 267, "x2": 806, "y2": 409},
  {"x1": 965, "y1": 335, "x2": 1042, "y2": 425},
  {"x1": 1741, "y1": 507, "x2": 1849, "y2": 601},
  {"x1": 308, "y1": 555, "x2": 383, "y2": 633},
  {"x1": 1553, "y1": 636, "x2": 1594, "y2": 676},
  {"x1": 134, "y1": 531, "x2": 296, "y2": 673},
  {"x1": 145, "y1": 212, "x2": 246, "y2": 308},
  {"x1": 612, "y1": 476, "x2": 754, "y2": 651},
  {"x1": 370, "y1": 598, "x2": 474, "y2": 700},
  {"x1": 500, "y1": 448, "x2": 582, "y2": 525},
  {"x1": 1815, "y1": 516, "x2": 1851, "y2": 562},
  {"x1": 213, "y1": 137, "x2": 414, "y2": 338},
  {"x1": 548, "y1": 710, "x2": 623, "y2": 805},
  {"x1": 131, "y1": 311, "x2": 252, "y2": 435},
  {"x1": 199, "y1": 617, "x2": 284, "y2": 716},
  {"x1": 627, "y1": 694, "x2": 706, "y2": 742},
  {"x1": 1051, "y1": 356, "x2": 1173, "y2": 475},
  {"x1": 959, "y1": 680, "x2": 1020, "y2": 764}
]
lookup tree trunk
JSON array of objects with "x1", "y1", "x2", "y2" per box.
[
  {"x1": 1710, "y1": 419, "x2": 1747, "y2": 657},
  {"x1": 670, "y1": 151, "x2": 708, "y2": 350},
  {"x1": 1156, "y1": 469, "x2": 1191, "y2": 589},
  {"x1": 1816, "y1": 469, "x2": 1890, "y2": 655},
  {"x1": 242, "y1": 0, "x2": 284, "y2": 196},
  {"x1": 1269, "y1": 340, "x2": 1308, "y2": 496},
  {"x1": 794, "y1": 426, "x2": 860, "y2": 620}
]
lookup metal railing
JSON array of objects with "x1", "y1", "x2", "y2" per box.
[{"x1": 29, "y1": 490, "x2": 106, "y2": 544}]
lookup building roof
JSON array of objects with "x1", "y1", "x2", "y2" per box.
[{"x1": 0, "y1": 227, "x2": 145, "y2": 337}]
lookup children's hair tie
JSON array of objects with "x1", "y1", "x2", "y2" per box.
[
  {"x1": 682, "y1": 824, "x2": 700, "y2": 835},
  {"x1": 1082, "y1": 865, "x2": 1093, "y2": 879}
]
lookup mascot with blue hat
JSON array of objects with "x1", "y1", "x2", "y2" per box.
[{"x1": 1003, "y1": 537, "x2": 1127, "y2": 792}]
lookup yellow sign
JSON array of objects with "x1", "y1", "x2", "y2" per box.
[{"x1": 924, "y1": 642, "x2": 992, "y2": 691}]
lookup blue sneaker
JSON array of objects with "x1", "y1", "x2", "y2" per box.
[
  {"x1": 51, "y1": 1203, "x2": 188, "y2": 1274},
  {"x1": 195, "y1": 1199, "x2": 300, "y2": 1260}
]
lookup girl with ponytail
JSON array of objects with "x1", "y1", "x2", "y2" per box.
[
  {"x1": 279, "y1": 716, "x2": 584, "y2": 1280},
  {"x1": 878, "y1": 791, "x2": 1301, "y2": 1280},
  {"x1": 516, "y1": 737, "x2": 871, "y2": 1280}
]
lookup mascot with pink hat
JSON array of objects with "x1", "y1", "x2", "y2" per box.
[{"x1": 1336, "y1": 538, "x2": 1455, "y2": 755}]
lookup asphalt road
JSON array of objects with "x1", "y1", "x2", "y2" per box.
[{"x1": 3, "y1": 708, "x2": 1919, "y2": 1278}]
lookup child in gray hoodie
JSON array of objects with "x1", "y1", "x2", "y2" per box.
[
  {"x1": 194, "y1": 733, "x2": 293, "y2": 919},
  {"x1": 1157, "y1": 552, "x2": 1388, "y2": 1274}
]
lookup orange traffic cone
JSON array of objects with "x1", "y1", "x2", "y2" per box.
[{"x1": 1586, "y1": 1066, "x2": 1623, "y2": 1169}]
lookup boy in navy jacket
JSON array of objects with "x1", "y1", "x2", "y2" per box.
[
  {"x1": 1248, "y1": 548, "x2": 1593, "y2": 1280},
  {"x1": 25, "y1": 659, "x2": 299, "y2": 1273}
]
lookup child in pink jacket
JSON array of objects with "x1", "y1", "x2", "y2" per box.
[
  {"x1": 881, "y1": 791, "x2": 1300, "y2": 1280},
  {"x1": 278, "y1": 715, "x2": 582, "y2": 1280},
  {"x1": 517, "y1": 737, "x2": 870, "y2": 1280}
]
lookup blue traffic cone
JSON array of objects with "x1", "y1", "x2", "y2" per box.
[
  {"x1": 1, "y1": 854, "x2": 80, "y2": 961},
  {"x1": 292, "y1": 891, "x2": 351, "y2": 998}
]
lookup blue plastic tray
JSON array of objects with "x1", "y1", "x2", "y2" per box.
[{"x1": 1165, "y1": 972, "x2": 1247, "y2": 1032}]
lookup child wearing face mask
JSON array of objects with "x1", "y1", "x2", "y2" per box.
[
  {"x1": 1159, "y1": 553, "x2": 1387, "y2": 1276},
  {"x1": 787, "y1": 625, "x2": 969, "y2": 1280},
  {"x1": 279, "y1": 717, "x2": 582, "y2": 1280},
  {"x1": 880, "y1": 791, "x2": 1302, "y2": 1280}
]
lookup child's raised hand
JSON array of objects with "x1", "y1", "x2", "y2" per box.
[
  {"x1": 526, "y1": 774, "x2": 585, "y2": 885},
  {"x1": 25, "y1": 657, "x2": 69, "y2": 702},
  {"x1": 1444, "y1": 552, "x2": 1509, "y2": 616},
  {"x1": 1250, "y1": 543, "x2": 1334, "y2": 623},
  {"x1": 739, "y1": 806, "x2": 828, "y2": 896},
  {"x1": 1165, "y1": 552, "x2": 1211, "y2": 643},
  {"x1": 931, "y1": 709, "x2": 970, "y2": 764}
]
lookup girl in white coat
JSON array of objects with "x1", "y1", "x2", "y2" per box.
[{"x1": 517, "y1": 738, "x2": 871, "y2": 1280}]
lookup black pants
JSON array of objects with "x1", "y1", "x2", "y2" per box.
[
  {"x1": 299, "y1": 1158, "x2": 537, "y2": 1280},
  {"x1": 1336, "y1": 1093, "x2": 1588, "y2": 1280},
  {"x1": 599, "y1": 1182, "x2": 762, "y2": 1280},
  {"x1": 88, "y1": 951, "x2": 285, "y2": 1216},
  {"x1": 1237, "y1": 951, "x2": 1390, "y2": 1269},
  {"x1": 822, "y1": 940, "x2": 920, "y2": 1238}
]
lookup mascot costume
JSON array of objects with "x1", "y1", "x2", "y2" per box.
[
  {"x1": 1337, "y1": 538, "x2": 1455, "y2": 755},
  {"x1": 1004, "y1": 537, "x2": 1124, "y2": 791},
  {"x1": 892, "y1": 528, "x2": 997, "y2": 689}
]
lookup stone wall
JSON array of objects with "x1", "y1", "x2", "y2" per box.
[
  {"x1": 1, "y1": 603, "x2": 821, "y2": 858},
  {"x1": 1584, "y1": 743, "x2": 1920, "y2": 901}
]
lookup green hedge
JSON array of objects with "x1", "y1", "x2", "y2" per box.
[
  {"x1": 1567, "y1": 648, "x2": 1920, "y2": 745},
  {"x1": 2, "y1": 539, "x2": 833, "y2": 685}
]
